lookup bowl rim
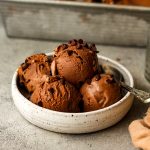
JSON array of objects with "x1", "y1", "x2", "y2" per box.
[{"x1": 12, "y1": 53, "x2": 134, "y2": 116}]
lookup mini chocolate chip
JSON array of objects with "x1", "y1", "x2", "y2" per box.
[
  {"x1": 77, "y1": 44, "x2": 82, "y2": 49},
  {"x1": 106, "y1": 78, "x2": 115, "y2": 84},
  {"x1": 21, "y1": 63, "x2": 24, "y2": 66},
  {"x1": 89, "y1": 43, "x2": 97, "y2": 51},
  {"x1": 46, "y1": 56, "x2": 52, "y2": 62},
  {"x1": 27, "y1": 57, "x2": 31, "y2": 60},
  {"x1": 41, "y1": 82, "x2": 45, "y2": 88},
  {"x1": 109, "y1": 74, "x2": 114, "y2": 78},
  {"x1": 89, "y1": 45, "x2": 93, "y2": 50},
  {"x1": 22, "y1": 63, "x2": 29, "y2": 71},
  {"x1": 67, "y1": 50, "x2": 73, "y2": 56},
  {"x1": 83, "y1": 42, "x2": 88, "y2": 48},
  {"x1": 86, "y1": 79, "x2": 91, "y2": 85},
  {"x1": 49, "y1": 88, "x2": 55, "y2": 94},
  {"x1": 25, "y1": 59, "x2": 28, "y2": 64},
  {"x1": 60, "y1": 78, "x2": 65, "y2": 85},
  {"x1": 56, "y1": 45, "x2": 62, "y2": 52},
  {"x1": 26, "y1": 79, "x2": 30, "y2": 83},
  {"x1": 112, "y1": 78, "x2": 116, "y2": 83},
  {"x1": 62, "y1": 44, "x2": 68, "y2": 50},
  {"x1": 78, "y1": 39, "x2": 83, "y2": 44},
  {"x1": 95, "y1": 74, "x2": 101, "y2": 81},
  {"x1": 71, "y1": 39, "x2": 77, "y2": 46},
  {"x1": 38, "y1": 101, "x2": 43, "y2": 107},
  {"x1": 76, "y1": 55, "x2": 83, "y2": 61},
  {"x1": 54, "y1": 55, "x2": 57, "y2": 57},
  {"x1": 68, "y1": 40, "x2": 72, "y2": 44},
  {"x1": 95, "y1": 51, "x2": 99, "y2": 53},
  {"x1": 91, "y1": 43, "x2": 95, "y2": 47}
]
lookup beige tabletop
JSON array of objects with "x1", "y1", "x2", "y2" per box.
[{"x1": 0, "y1": 14, "x2": 150, "y2": 150}]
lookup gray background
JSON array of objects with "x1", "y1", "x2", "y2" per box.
[{"x1": 0, "y1": 14, "x2": 150, "y2": 150}]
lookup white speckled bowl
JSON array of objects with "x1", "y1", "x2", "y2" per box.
[{"x1": 12, "y1": 53, "x2": 134, "y2": 134}]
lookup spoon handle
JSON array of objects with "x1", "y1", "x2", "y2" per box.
[{"x1": 120, "y1": 82, "x2": 150, "y2": 103}]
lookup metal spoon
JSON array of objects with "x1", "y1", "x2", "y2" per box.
[{"x1": 101, "y1": 64, "x2": 150, "y2": 104}]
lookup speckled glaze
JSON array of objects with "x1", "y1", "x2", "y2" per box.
[{"x1": 11, "y1": 53, "x2": 134, "y2": 134}]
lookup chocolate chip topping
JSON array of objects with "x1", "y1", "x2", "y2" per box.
[
  {"x1": 26, "y1": 79, "x2": 30, "y2": 83},
  {"x1": 67, "y1": 50, "x2": 73, "y2": 56},
  {"x1": 49, "y1": 88, "x2": 55, "y2": 94},
  {"x1": 91, "y1": 43, "x2": 95, "y2": 47},
  {"x1": 22, "y1": 63, "x2": 29, "y2": 71},
  {"x1": 56, "y1": 45, "x2": 62, "y2": 51},
  {"x1": 77, "y1": 44, "x2": 82, "y2": 49},
  {"x1": 68, "y1": 40, "x2": 72, "y2": 44},
  {"x1": 70, "y1": 39, "x2": 77, "y2": 46},
  {"x1": 46, "y1": 57, "x2": 51, "y2": 63},
  {"x1": 76, "y1": 55, "x2": 83, "y2": 61},
  {"x1": 38, "y1": 101, "x2": 43, "y2": 107},
  {"x1": 25, "y1": 59, "x2": 28, "y2": 64},
  {"x1": 78, "y1": 39, "x2": 83, "y2": 44},
  {"x1": 62, "y1": 44, "x2": 68, "y2": 50},
  {"x1": 83, "y1": 42, "x2": 89, "y2": 48},
  {"x1": 106, "y1": 77, "x2": 116, "y2": 84},
  {"x1": 86, "y1": 79, "x2": 91, "y2": 85},
  {"x1": 95, "y1": 74, "x2": 101, "y2": 81},
  {"x1": 89, "y1": 43, "x2": 97, "y2": 51}
]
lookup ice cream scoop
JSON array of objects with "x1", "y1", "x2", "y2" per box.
[
  {"x1": 18, "y1": 53, "x2": 52, "y2": 93},
  {"x1": 102, "y1": 65, "x2": 150, "y2": 104},
  {"x1": 30, "y1": 75, "x2": 82, "y2": 112},
  {"x1": 52, "y1": 39, "x2": 99, "y2": 86},
  {"x1": 80, "y1": 74, "x2": 121, "y2": 112}
]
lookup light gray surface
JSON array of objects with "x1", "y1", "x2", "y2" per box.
[
  {"x1": 1, "y1": 0, "x2": 150, "y2": 47},
  {"x1": 0, "y1": 15, "x2": 150, "y2": 150}
]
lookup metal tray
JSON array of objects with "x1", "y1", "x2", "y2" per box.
[{"x1": 0, "y1": 0, "x2": 150, "y2": 46}]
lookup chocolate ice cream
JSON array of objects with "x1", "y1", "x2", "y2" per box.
[
  {"x1": 18, "y1": 53, "x2": 52, "y2": 93},
  {"x1": 80, "y1": 74, "x2": 121, "y2": 112},
  {"x1": 30, "y1": 75, "x2": 81, "y2": 112},
  {"x1": 17, "y1": 39, "x2": 123, "y2": 113},
  {"x1": 52, "y1": 39, "x2": 99, "y2": 86}
]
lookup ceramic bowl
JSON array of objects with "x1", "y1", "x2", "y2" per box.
[{"x1": 11, "y1": 53, "x2": 134, "y2": 134}]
